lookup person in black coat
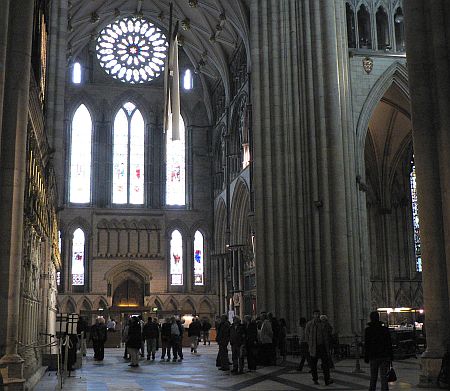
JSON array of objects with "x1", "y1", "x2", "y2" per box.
[
  {"x1": 364, "y1": 311, "x2": 393, "y2": 391},
  {"x1": 188, "y1": 317, "x2": 202, "y2": 353},
  {"x1": 127, "y1": 317, "x2": 143, "y2": 367},
  {"x1": 142, "y1": 317, "x2": 160, "y2": 360},
  {"x1": 201, "y1": 318, "x2": 212, "y2": 345},
  {"x1": 216, "y1": 314, "x2": 231, "y2": 370},
  {"x1": 90, "y1": 317, "x2": 107, "y2": 361},
  {"x1": 243, "y1": 315, "x2": 258, "y2": 371}
]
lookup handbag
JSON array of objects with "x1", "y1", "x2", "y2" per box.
[{"x1": 386, "y1": 363, "x2": 397, "y2": 382}]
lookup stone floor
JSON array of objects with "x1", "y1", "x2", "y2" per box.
[{"x1": 33, "y1": 345, "x2": 441, "y2": 390}]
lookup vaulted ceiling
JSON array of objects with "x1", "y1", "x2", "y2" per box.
[{"x1": 67, "y1": 0, "x2": 250, "y2": 103}]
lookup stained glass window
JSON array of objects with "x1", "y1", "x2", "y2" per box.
[
  {"x1": 70, "y1": 104, "x2": 92, "y2": 203},
  {"x1": 113, "y1": 102, "x2": 145, "y2": 204},
  {"x1": 410, "y1": 164, "x2": 422, "y2": 272},
  {"x1": 193, "y1": 231, "x2": 204, "y2": 286},
  {"x1": 73, "y1": 62, "x2": 81, "y2": 84},
  {"x1": 170, "y1": 230, "x2": 183, "y2": 286},
  {"x1": 57, "y1": 230, "x2": 62, "y2": 286},
  {"x1": 96, "y1": 17, "x2": 168, "y2": 84},
  {"x1": 166, "y1": 117, "x2": 186, "y2": 205},
  {"x1": 72, "y1": 228, "x2": 85, "y2": 286}
]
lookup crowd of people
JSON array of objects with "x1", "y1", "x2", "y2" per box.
[{"x1": 73, "y1": 310, "x2": 394, "y2": 389}]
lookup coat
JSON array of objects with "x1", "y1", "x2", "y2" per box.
[
  {"x1": 127, "y1": 321, "x2": 143, "y2": 349},
  {"x1": 305, "y1": 319, "x2": 329, "y2": 357},
  {"x1": 230, "y1": 323, "x2": 245, "y2": 346},
  {"x1": 142, "y1": 321, "x2": 160, "y2": 339},
  {"x1": 259, "y1": 319, "x2": 273, "y2": 344},
  {"x1": 188, "y1": 321, "x2": 202, "y2": 337},
  {"x1": 364, "y1": 321, "x2": 393, "y2": 362},
  {"x1": 216, "y1": 320, "x2": 231, "y2": 345}
]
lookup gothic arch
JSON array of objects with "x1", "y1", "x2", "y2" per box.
[
  {"x1": 164, "y1": 296, "x2": 180, "y2": 312},
  {"x1": 108, "y1": 90, "x2": 152, "y2": 122},
  {"x1": 64, "y1": 297, "x2": 77, "y2": 314},
  {"x1": 180, "y1": 296, "x2": 197, "y2": 314},
  {"x1": 214, "y1": 198, "x2": 227, "y2": 254},
  {"x1": 66, "y1": 217, "x2": 91, "y2": 239},
  {"x1": 104, "y1": 262, "x2": 152, "y2": 284},
  {"x1": 66, "y1": 92, "x2": 100, "y2": 123},
  {"x1": 356, "y1": 61, "x2": 409, "y2": 176},
  {"x1": 198, "y1": 297, "x2": 215, "y2": 315},
  {"x1": 77, "y1": 296, "x2": 93, "y2": 311},
  {"x1": 230, "y1": 178, "x2": 251, "y2": 245},
  {"x1": 93, "y1": 296, "x2": 109, "y2": 310},
  {"x1": 166, "y1": 220, "x2": 189, "y2": 240}
]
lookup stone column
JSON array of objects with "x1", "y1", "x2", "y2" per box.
[
  {"x1": 0, "y1": 0, "x2": 35, "y2": 381},
  {"x1": 46, "y1": 0, "x2": 68, "y2": 207},
  {"x1": 250, "y1": 0, "x2": 356, "y2": 336},
  {"x1": 404, "y1": 1, "x2": 450, "y2": 385},
  {"x1": 0, "y1": 0, "x2": 9, "y2": 142}
]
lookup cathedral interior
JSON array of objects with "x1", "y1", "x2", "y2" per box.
[{"x1": 0, "y1": 0, "x2": 449, "y2": 389}]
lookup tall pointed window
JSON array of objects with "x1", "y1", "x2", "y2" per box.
[
  {"x1": 183, "y1": 69, "x2": 193, "y2": 90},
  {"x1": 70, "y1": 104, "x2": 92, "y2": 203},
  {"x1": 358, "y1": 5, "x2": 372, "y2": 49},
  {"x1": 376, "y1": 7, "x2": 390, "y2": 50},
  {"x1": 73, "y1": 62, "x2": 82, "y2": 84},
  {"x1": 166, "y1": 117, "x2": 186, "y2": 205},
  {"x1": 346, "y1": 3, "x2": 356, "y2": 48},
  {"x1": 410, "y1": 164, "x2": 422, "y2": 272},
  {"x1": 113, "y1": 102, "x2": 145, "y2": 204},
  {"x1": 57, "y1": 230, "x2": 62, "y2": 286},
  {"x1": 193, "y1": 231, "x2": 204, "y2": 286},
  {"x1": 394, "y1": 8, "x2": 405, "y2": 52},
  {"x1": 72, "y1": 228, "x2": 85, "y2": 286},
  {"x1": 170, "y1": 230, "x2": 183, "y2": 286}
]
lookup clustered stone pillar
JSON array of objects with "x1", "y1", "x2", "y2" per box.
[
  {"x1": 0, "y1": 0, "x2": 35, "y2": 383},
  {"x1": 404, "y1": 1, "x2": 450, "y2": 386},
  {"x1": 0, "y1": 0, "x2": 9, "y2": 140},
  {"x1": 250, "y1": 0, "x2": 359, "y2": 337}
]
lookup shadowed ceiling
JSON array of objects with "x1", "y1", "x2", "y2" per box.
[{"x1": 67, "y1": 0, "x2": 250, "y2": 103}]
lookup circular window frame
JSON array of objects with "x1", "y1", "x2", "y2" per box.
[{"x1": 96, "y1": 16, "x2": 168, "y2": 84}]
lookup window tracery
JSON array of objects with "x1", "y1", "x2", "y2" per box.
[{"x1": 96, "y1": 17, "x2": 168, "y2": 84}]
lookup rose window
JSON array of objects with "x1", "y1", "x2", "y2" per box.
[{"x1": 96, "y1": 17, "x2": 168, "y2": 84}]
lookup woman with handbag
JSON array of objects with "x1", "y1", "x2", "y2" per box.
[{"x1": 364, "y1": 311, "x2": 394, "y2": 391}]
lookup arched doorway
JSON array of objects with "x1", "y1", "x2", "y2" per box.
[
  {"x1": 363, "y1": 81, "x2": 422, "y2": 314},
  {"x1": 112, "y1": 271, "x2": 145, "y2": 308}
]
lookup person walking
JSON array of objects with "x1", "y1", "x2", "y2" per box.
[
  {"x1": 160, "y1": 318, "x2": 172, "y2": 361},
  {"x1": 90, "y1": 316, "x2": 108, "y2": 361},
  {"x1": 188, "y1": 317, "x2": 202, "y2": 354},
  {"x1": 305, "y1": 310, "x2": 333, "y2": 385},
  {"x1": 297, "y1": 317, "x2": 310, "y2": 371},
  {"x1": 127, "y1": 316, "x2": 142, "y2": 367},
  {"x1": 170, "y1": 317, "x2": 181, "y2": 362},
  {"x1": 230, "y1": 316, "x2": 245, "y2": 374},
  {"x1": 364, "y1": 311, "x2": 393, "y2": 391},
  {"x1": 177, "y1": 319, "x2": 185, "y2": 360},
  {"x1": 76, "y1": 316, "x2": 89, "y2": 357},
  {"x1": 201, "y1": 318, "x2": 212, "y2": 345},
  {"x1": 143, "y1": 317, "x2": 160, "y2": 360},
  {"x1": 216, "y1": 314, "x2": 231, "y2": 371}
]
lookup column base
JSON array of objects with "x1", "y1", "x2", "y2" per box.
[
  {"x1": 0, "y1": 353, "x2": 25, "y2": 390},
  {"x1": 419, "y1": 356, "x2": 443, "y2": 388}
]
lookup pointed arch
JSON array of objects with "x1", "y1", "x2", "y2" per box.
[
  {"x1": 164, "y1": 296, "x2": 180, "y2": 312},
  {"x1": 112, "y1": 101, "x2": 145, "y2": 205},
  {"x1": 214, "y1": 197, "x2": 227, "y2": 254},
  {"x1": 198, "y1": 297, "x2": 215, "y2": 316},
  {"x1": 230, "y1": 178, "x2": 251, "y2": 245},
  {"x1": 77, "y1": 296, "x2": 93, "y2": 311},
  {"x1": 356, "y1": 62, "x2": 409, "y2": 175},
  {"x1": 69, "y1": 103, "x2": 93, "y2": 203},
  {"x1": 181, "y1": 297, "x2": 197, "y2": 314},
  {"x1": 65, "y1": 297, "x2": 77, "y2": 314}
]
